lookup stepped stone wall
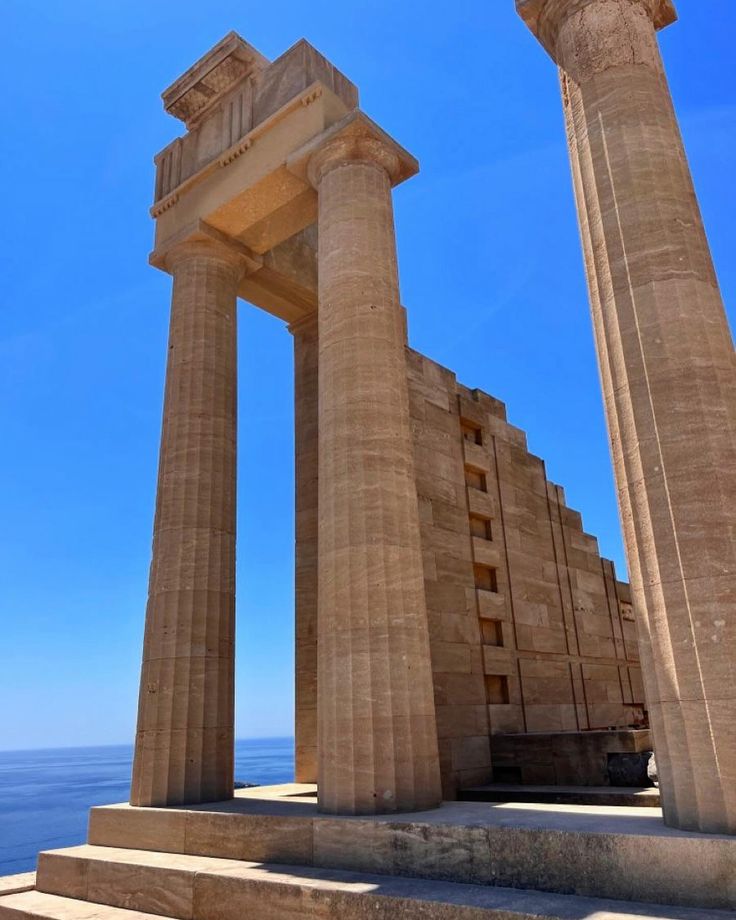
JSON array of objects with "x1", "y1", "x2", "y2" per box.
[
  {"x1": 407, "y1": 348, "x2": 645, "y2": 796},
  {"x1": 294, "y1": 336, "x2": 646, "y2": 799}
]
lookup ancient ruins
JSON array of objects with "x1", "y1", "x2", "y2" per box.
[
  {"x1": 130, "y1": 25, "x2": 652, "y2": 815},
  {"x1": 1, "y1": 1, "x2": 734, "y2": 918}
]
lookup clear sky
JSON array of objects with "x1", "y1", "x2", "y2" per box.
[{"x1": 1, "y1": 1, "x2": 734, "y2": 751}]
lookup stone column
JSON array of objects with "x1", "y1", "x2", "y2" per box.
[
  {"x1": 131, "y1": 239, "x2": 247, "y2": 807},
  {"x1": 517, "y1": 0, "x2": 736, "y2": 833},
  {"x1": 308, "y1": 129, "x2": 442, "y2": 814},
  {"x1": 291, "y1": 313, "x2": 319, "y2": 784}
]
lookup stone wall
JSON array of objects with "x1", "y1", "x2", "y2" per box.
[
  {"x1": 406, "y1": 349, "x2": 645, "y2": 797},
  {"x1": 294, "y1": 342, "x2": 646, "y2": 798}
]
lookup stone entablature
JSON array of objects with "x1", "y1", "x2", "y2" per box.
[
  {"x1": 153, "y1": 37, "x2": 358, "y2": 213},
  {"x1": 148, "y1": 39, "x2": 362, "y2": 327}
]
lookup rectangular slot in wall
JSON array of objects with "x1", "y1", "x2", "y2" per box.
[
  {"x1": 493, "y1": 765, "x2": 522, "y2": 783},
  {"x1": 465, "y1": 467, "x2": 487, "y2": 492},
  {"x1": 469, "y1": 514, "x2": 492, "y2": 540},
  {"x1": 481, "y1": 618, "x2": 503, "y2": 647},
  {"x1": 461, "y1": 422, "x2": 483, "y2": 446},
  {"x1": 485, "y1": 674, "x2": 510, "y2": 705},
  {"x1": 474, "y1": 564, "x2": 498, "y2": 593}
]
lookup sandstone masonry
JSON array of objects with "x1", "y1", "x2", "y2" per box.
[{"x1": 295, "y1": 342, "x2": 643, "y2": 798}]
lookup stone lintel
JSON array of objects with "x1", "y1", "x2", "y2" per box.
[
  {"x1": 162, "y1": 31, "x2": 269, "y2": 128},
  {"x1": 152, "y1": 220, "x2": 319, "y2": 323},
  {"x1": 149, "y1": 219, "x2": 262, "y2": 274},
  {"x1": 516, "y1": 0, "x2": 677, "y2": 58},
  {"x1": 152, "y1": 79, "x2": 356, "y2": 252},
  {"x1": 240, "y1": 230, "x2": 318, "y2": 323},
  {"x1": 287, "y1": 110, "x2": 419, "y2": 188}
]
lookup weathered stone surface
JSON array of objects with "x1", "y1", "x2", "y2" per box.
[
  {"x1": 489, "y1": 729, "x2": 651, "y2": 786},
  {"x1": 607, "y1": 752, "x2": 652, "y2": 788},
  {"x1": 0, "y1": 877, "x2": 35, "y2": 898},
  {"x1": 0, "y1": 891, "x2": 179, "y2": 920},
  {"x1": 11, "y1": 855, "x2": 730, "y2": 920},
  {"x1": 89, "y1": 803, "x2": 187, "y2": 852}
]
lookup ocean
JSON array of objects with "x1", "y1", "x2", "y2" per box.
[{"x1": 0, "y1": 738, "x2": 294, "y2": 876}]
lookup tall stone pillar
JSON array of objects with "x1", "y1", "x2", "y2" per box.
[
  {"x1": 517, "y1": 0, "x2": 736, "y2": 832},
  {"x1": 291, "y1": 313, "x2": 319, "y2": 784},
  {"x1": 307, "y1": 123, "x2": 442, "y2": 814},
  {"x1": 131, "y1": 239, "x2": 247, "y2": 807}
]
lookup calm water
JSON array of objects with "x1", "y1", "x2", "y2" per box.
[{"x1": 0, "y1": 738, "x2": 294, "y2": 875}]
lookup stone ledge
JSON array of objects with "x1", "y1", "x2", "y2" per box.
[
  {"x1": 0, "y1": 889, "x2": 177, "y2": 920},
  {"x1": 84, "y1": 785, "x2": 736, "y2": 910},
  {"x1": 30, "y1": 846, "x2": 733, "y2": 920},
  {"x1": 0, "y1": 875, "x2": 35, "y2": 898}
]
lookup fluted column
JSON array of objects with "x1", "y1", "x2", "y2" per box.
[
  {"x1": 291, "y1": 313, "x2": 319, "y2": 784},
  {"x1": 309, "y1": 129, "x2": 442, "y2": 814},
  {"x1": 131, "y1": 239, "x2": 247, "y2": 807},
  {"x1": 517, "y1": 0, "x2": 736, "y2": 832}
]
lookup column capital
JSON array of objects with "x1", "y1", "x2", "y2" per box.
[
  {"x1": 287, "y1": 111, "x2": 418, "y2": 190},
  {"x1": 516, "y1": 0, "x2": 677, "y2": 59},
  {"x1": 150, "y1": 219, "x2": 262, "y2": 280}
]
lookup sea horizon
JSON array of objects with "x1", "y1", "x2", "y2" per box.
[
  {"x1": 0, "y1": 737, "x2": 295, "y2": 876},
  {"x1": 0, "y1": 736, "x2": 295, "y2": 756}
]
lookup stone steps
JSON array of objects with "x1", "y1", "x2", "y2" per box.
[
  {"x1": 0, "y1": 877, "x2": 36, "y2": 899},
  {"x1": 86, "y1": 792, "x2": 736, "y2": 910},
  {"x1": 458, "y1": 784, "x2": 661, "y2": 808},
  {"x1": 12, "y1": 845, "x2": 733, "y2": 920},
  {"x1": 0, "y1": 890, "x2": 176, "y2": 920}
]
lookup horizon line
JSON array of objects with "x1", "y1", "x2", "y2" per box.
[{"x1": 0, "y1": 737, "x2": 296, "y2": 756}]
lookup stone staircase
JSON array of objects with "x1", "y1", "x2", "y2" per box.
[
  {"x1": 1, "y1": 845, "x2": 733, "y2": 920},
  {"x1": 1, "y1": 785, "x2": 734, "y2": 919}
]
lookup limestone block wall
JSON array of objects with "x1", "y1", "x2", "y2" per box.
[
  {"x1": 406, "y1": 349, "x2": 645, "y2": 797},
  {"x1": 294, "y1": 340, "x2": 645, "y2": 798}
]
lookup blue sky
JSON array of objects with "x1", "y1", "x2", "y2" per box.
[{"x1": 1, "y1": 1, "x2": 734, "y2": 750}]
